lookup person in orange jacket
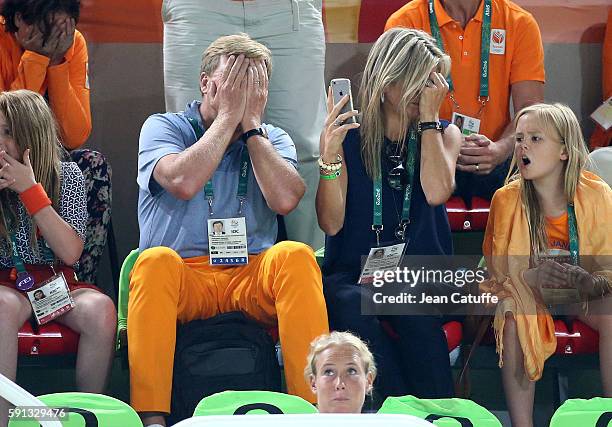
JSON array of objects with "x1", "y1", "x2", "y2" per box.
[{"x1": 0, "y1": 0, "x2": 90, "y2": 150}]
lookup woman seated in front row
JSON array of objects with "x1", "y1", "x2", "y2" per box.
[
  {"x1": 0, "y1": 90, "x2": 116, "y2": 427},
  {"x1": 316, "y1": 28, "x2": 461, "y2": 399},
  {"x1": 306, "y1": 331, "x2": 376, "y2": 413},
  {"x1": 481, "y1": 103, "x2": 611, "y2": 427}
]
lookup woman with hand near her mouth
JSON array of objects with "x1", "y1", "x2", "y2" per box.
[
  {"x1": 481, "y1": 103, "x2": 612, "y2": 427},
  {"x1": 305, "y1": 332, "x2": 376, "y2": 413}
]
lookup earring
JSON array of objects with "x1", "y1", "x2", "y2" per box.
[{"x1": 380, "y1": 93, "x2": 385, "y2": 104}]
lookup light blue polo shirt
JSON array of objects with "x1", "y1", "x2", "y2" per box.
[{"x1": 137, "y1": 101, "x2": 298, "y2": 258}]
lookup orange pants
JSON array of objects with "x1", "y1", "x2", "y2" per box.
[{"x1": 127, "y1": 241, "x2": 329, "y2": 413}]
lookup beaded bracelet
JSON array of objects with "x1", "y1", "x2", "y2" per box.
[{"x1": 318, "y1": 154, "x2": 343, "y2": 173}]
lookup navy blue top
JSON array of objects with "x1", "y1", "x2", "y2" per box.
[{"x1": 322, "y1": 128, "x2": 453, "y2": 280}]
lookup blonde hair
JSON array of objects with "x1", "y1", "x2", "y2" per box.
[
  {"x1": 200, "y1": 33, "x2": 272, "y2": 86},
  {"x1": 304, "y1": 331, "x2": 377, "y2": 383},
  {"x1": 0, "y1": 90, "x2": 62, "y2": 247},
  {"x1": 505, "y1": 103, "x2": 589, "y2": 259},
  {"x1": 359, "y1": 28, "x2": 450, "y2": 179}
]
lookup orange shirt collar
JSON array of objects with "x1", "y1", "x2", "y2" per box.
[{"x1": 435, "y1": 0, "x2": 486, "y2": 27}]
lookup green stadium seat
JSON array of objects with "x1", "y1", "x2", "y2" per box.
[
  {"x1": 549, "y1": 398, "x2": 612, "y2": 427},
  {"x1": 8, "y1": 392, "x2": 142, "y2": 426},
  {"x1": 378, "y1": 395, "x2": 502, "y2": 427},
  {"x1": 193, "y1": 390, "x2": 317, "y2": 416},
  {"x1": 116, "y1": 249, "x2": 140, "y2": 349}
]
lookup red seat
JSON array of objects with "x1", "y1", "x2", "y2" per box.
[
  {"x1": 555, "y1": 319, "x2": 599, "y2": 355},
  {"x1": 476, "y1": 318, "x2": 599, "y2": 355},
  {"x1": 553, "y1": 319, "x2": 570, "y2": 355},
  {"x1": 18, "y1": 321, "x2": 79, "y2": 356},
  {"x1": 357, "y1": 0, "x2": 410, "y2": 42},
  {"x1": 446, "y1": 197, "x2": 469, "y2": 231},
  {"x1": 468, "y1": 197, "x2": 490, "y2": 231},
  {"x1": 380, "y1": 320, "x2": 463, "y2": 352},
  {"x1": 443, "y1": 320, "x2": 463, "y2": 351}
]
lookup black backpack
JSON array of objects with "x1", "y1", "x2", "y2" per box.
[{"x1": 169, "y1": 311, "x2": 282, "y2": 423}]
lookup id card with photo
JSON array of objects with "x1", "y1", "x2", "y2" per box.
[
  {"x1": 358, "y1": 243, "x2": 406, "y2": 285},
  {"x1": 26, "y1": 272, "x2": 74, "y2": 325},
  {"x1": 452, "y1": 112, "x2": 480, "y2": 135},
  {"x1": 208, "y1": 217, "x2": 249, "y2": 265}
]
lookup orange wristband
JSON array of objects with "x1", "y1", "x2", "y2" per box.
[{"x1": 19, "y1": 183, "x2": 52, "y2": 216}]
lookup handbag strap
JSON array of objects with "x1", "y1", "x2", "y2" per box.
[{"x1": 455, "y1": 315, "x2": 492, "y2": 397}]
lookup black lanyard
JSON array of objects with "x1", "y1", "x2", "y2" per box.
[
  {"x1": 187, "y1": 117, "x2": 250, "y2": 216},
  {"x1": 372, "y1": 130, "x2": 418, "y2": 246}
]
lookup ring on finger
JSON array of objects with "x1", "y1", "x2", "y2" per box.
[
  {"x1": 475, "y1": 163, "x2": 480, "y2": 171},
  {"x1": 333, "y1": 119, "x2": 343, "y2": 127}
]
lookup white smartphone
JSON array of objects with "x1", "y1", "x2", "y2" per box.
[{"x1": 331, "y1": 78, "x2": 357, "y2": 124}]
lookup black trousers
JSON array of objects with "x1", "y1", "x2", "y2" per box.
[{"x1": 323, "y1": 271, "x2": 454, "y2": 401}]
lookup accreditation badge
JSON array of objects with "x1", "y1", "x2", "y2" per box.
[
  {"x1": 490, "y1": 29, "x2": 506, "y2": 55},
  {"x1": 208, "y1": 217, "x2": 249, "y2": 265},
  {"x1": 26, "y1": 272, "x2": 74, "y2": 325},
  {"x1": 358, "y1": 243, "x2": 406, "y2": 285},
  {"x1": 537, "y1": 249, "x2": 581, "y2": 305},
  {"x1": 452, "y1": 112, "x2": 481, "y2": 135}
]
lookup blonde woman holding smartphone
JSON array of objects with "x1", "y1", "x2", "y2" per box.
[{"x1": 316, "y1": 28, "x2": 461, "y2": 400}]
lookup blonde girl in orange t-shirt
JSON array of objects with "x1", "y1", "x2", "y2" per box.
[{"x1": 488, "y1": 103, "x2": 612, "y2": 427}]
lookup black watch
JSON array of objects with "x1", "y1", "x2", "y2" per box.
[
  {"x1": 417, "y1": 121, "x2": 444, "y2": 134},
  {"x1": 242, "y1": 127, "x2": 268, "y2": 142}
]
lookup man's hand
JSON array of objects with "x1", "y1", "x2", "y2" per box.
[
  {"x1": 15, "y1": 14, "x2": 75, "y2": 66},
  {"x1": 241, "y1": 59, "x2": 269, "y2": 131},
  {"x1": 210, "y1": 55, "x2": 249, "y2": 128},
  {"x1": 456, "y1": 133, "x2": 508, "y2": 175},
  {"x1": 49, "y1": 15, "x2": 76, "y2": 65}
]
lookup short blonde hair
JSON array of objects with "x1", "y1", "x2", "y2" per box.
[
  {"x1": 304, "y1": 331, "x2": 377, "y2": 381},
  {"x1": 200, "y1": 33, "x2": 272, "y2": 78}
]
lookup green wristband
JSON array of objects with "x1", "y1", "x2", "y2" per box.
[{"x1": 320, "y1": 170, "x2": 341, "y2": 180}]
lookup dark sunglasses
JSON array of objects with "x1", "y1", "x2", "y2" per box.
[{"x1": 384, "y1": 143, "x2": 407, "y2": 191}]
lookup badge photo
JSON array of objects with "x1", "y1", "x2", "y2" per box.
[
  {"x1": 207, "y1": 217, "x2": 249, "y2": 265},
  {"x1": 490, "y1": 29, "x2": 506, "y2": 55},
  {"x1": 451, "y1": 112, "x2": 480, "y2": 135}
]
